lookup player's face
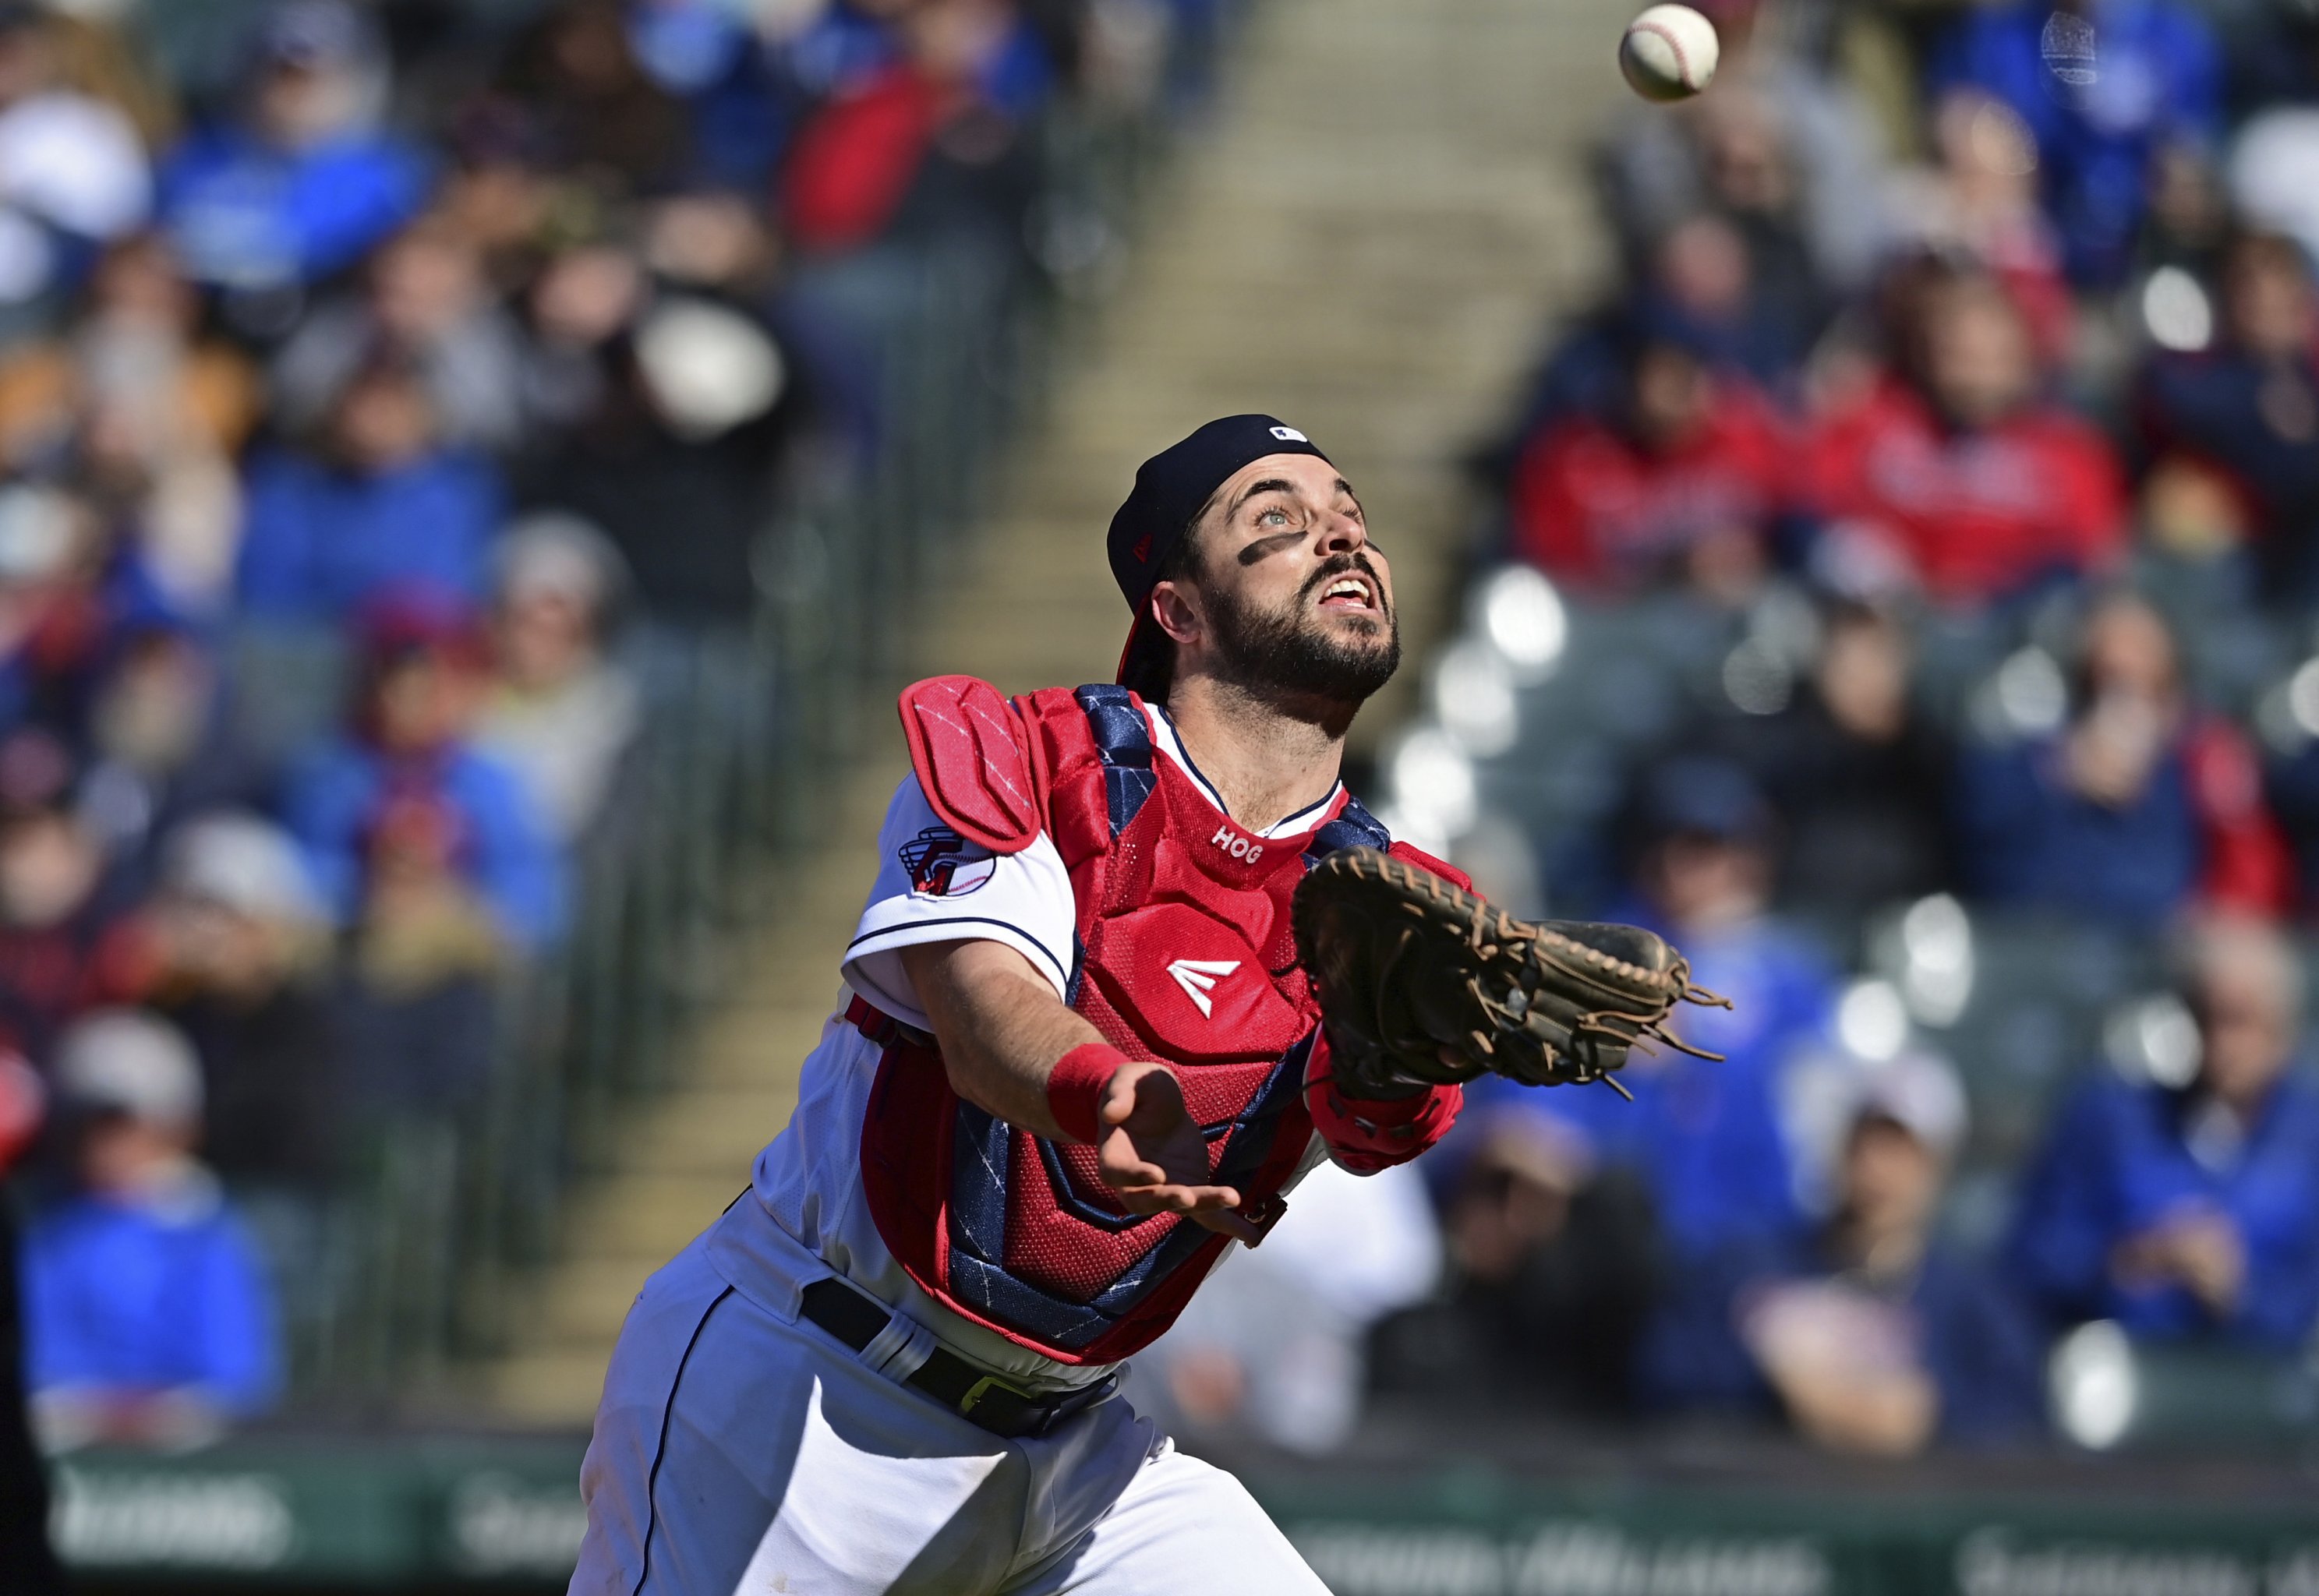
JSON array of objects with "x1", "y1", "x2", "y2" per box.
[{"x1": 1183, "y1": 453, "x2": 1400, "y2": 704}]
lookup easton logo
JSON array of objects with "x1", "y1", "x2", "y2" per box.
[
  {"x1": 898, "y1": 825, "x2": 995, "y2": 897},
  {"x1": 1167, "y1": 958, "x2": 1240, "y2": 1018},
  {"x1": 1210, "y1": 824, "x2": 1264, "y2": 863}
]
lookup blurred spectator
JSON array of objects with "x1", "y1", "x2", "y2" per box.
[
  {"x1": 1493, "y1": 217, "x2": 1796, "y2": 471},
  {"x1": 1954, "y1": 592, "x2": 2290, "y2": 925},
  {"x1": 514, "y1": 236, "x2": 647, "y2": 440},
  {"x1": 0, "y1": 2, "x2": 150, "y2": 337},
  {"x1": 624, "y1": 0, "x2": 785, "y2": 192},
  {"x1": 1709, "y1": 599, "x2": 1955, "y2": 917},
  {"x1": 1544, "y1": 758, "x2": 1829, "y2": 1257},
  {"x1": 1371, "y1": 1098, "x2": 1656, "y2": 1417},
  {"x1": 1645, "y1": 1049, "x2": 2045, "y2": 1453},
  {"x1": 0, "y1": 750, "x2": 140, "y2": 1058},
  {"x1": 118, "y1": 814, "x2": 337, "y2": 1192},
  {"x1": 2137, "y1": 141, "x2": 2232, "y2": 286},
  {"x1": 328, "y1": 786, "x2": 509, "y2": 1118},
  {"x1": 61, "y1": 235, "x2": 256, "y2": 616},
  {"x1": 1928, "y1": 0, "x2": 2224, "y2": 285},
  {"x1": 1133, "y1": 1160, "x2": 1441, "y2": 1454},
  {"x1": 0, "y1": 481, "x2": 107, "y2": 730},
  {"x1": 497, "y1": 0, "x2": 694, "y2": 196},
  {"x1": 1803, "y1": 269, "x2": 2127, "y2": 605},
  {"x1": 236, "y1": 355, "x2": 503, "y2": 623},
  {"x1": 1885, "y1": 90, "x2": 2073, "y2": 368},
  {"x1": 518, "y1": 239, "x2": 794, "y2": 620},
  {"x1": 2229, "y1": 104, "x2": 2319, "y2": 267},
  {"x1": 2009, "y1": 917, "x2": 2319, "y2": 1350},
  {"x1": 2262, "y1": 722, "x2": 2319, "y2": 913},
  {"x1": 158, "y1": 1, "x2": 428, "y2": 295},
  {"x1": 2137, "y1": 232, "x2": 2319, "y2": 602},
  {"x1": 1505, "y1": 308, "x2": 1789, "y2": 603},
  {"x1": 75, "y1": 624, "x2": 270, "y2": 885},
  {"x1": 282, "y1": 593, "x2": 564, "y2": 959},
  {"x1": 20, "y1": 1009, "x2": 280, "y2": 1449},
  {"x1": 272, "y1": 214, "x2": 529, "y2": 456},
  {"x1": 0, "y1": 231, "x2": 255, "y2": 478},
  {"x1": 1607, "y1": 46, "x2": 1887, "y2": 312},
  {"x1": 780, "y1": 0, "x2": 1055, "y2": 254},
  {"x1": 474, "y1": 514, "x2": 640, "y2": 846}
]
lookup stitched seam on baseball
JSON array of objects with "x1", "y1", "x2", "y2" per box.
[{"x1": 1635, "y1": 18, "x2": 1689, "y2": 85}]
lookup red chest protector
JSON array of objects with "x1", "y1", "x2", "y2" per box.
[{"x1": 857, "y1": 678, "x2": 1433, "y2": 1364}]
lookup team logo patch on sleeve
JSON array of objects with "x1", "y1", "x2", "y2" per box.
[{"x1": 900, "y1": 824, "x2": 999, "y2": 897}]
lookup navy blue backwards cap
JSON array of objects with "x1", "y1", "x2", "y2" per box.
[{"x1": 1108, "y1": 414, "x2": 1330, "y2": 693}]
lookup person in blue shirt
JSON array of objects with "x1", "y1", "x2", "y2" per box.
[
  {"x1": 158, "y1": 1, "x2": 429, "y2": 292},
  {"x1": 19, "y1": 1010, "x2": 279, "y2": 1449},
  {"x1": 2010, "y1": 916, "x2": 2319, "y2": 1351},
  {"x1": 1643, "y1": 1049, "x2": 2048, "y2": 1453},
  {"x1": 1953, "y1": 593, "x2": 2292, "y2": 928},
  {"x1": 280, "y1": 591, "x2": 564, "y2": 957},
  {"x1": 236, "y1": 356, "x2": 504, "y2": 625},
  {"x1": 1525, "y1": 757, "x2": 1832, "y2": 1258},
  {"x1": 1927, "y1": 0, "x2": 2223, "y2": 286}
]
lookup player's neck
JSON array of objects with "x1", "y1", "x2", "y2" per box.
[{"x1": 1160, "y1": 675, "x2": 1349, "y2": 834}]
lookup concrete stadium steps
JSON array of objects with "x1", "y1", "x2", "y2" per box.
[{"x1": 483, "y1": 0, "x2": 1631, "y2": 1425}]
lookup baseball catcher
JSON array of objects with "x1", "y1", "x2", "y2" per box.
[{"x1": 570, "y1": 415, "x2": 1723, "y2": 1596}]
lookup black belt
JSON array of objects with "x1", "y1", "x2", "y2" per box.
[{"x1": 797, "y1": 1277, "x2": 1118, "y2": 1440}]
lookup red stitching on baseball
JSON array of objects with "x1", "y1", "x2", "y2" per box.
[{"x1": 1633, "y1": 18, "x2": 1689, "y2": 87}]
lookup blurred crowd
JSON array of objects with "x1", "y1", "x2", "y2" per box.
[
  {"x1": 1143, "y1": 0, "x2": 2319, "y2": 1462},
  {"x1": 0, "y1": 0, "x2": 1203, "y2": 1455},
  {"x1": 4, "y1": 0, "x2": 2310, "y2": 1482}
]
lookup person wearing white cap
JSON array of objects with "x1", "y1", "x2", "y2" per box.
[
  {"x1": 135, "y1": 813, "x2": 338, "y2": 1191},
  {"x1": 16, "y1": 1009, "x2": 280, "y2": 1451},
  {"x1": 1642, "y1": 1047, "x2": 2045, "y2": 1454}
]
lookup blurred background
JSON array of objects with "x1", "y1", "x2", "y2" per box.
[{"x1": 0, "y1": 0, "x2": 2316, "y2": 1590}]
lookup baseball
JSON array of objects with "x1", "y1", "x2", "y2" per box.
[{"x1": 1619, "y1": 4, "x2": 1720, "y2": 101}]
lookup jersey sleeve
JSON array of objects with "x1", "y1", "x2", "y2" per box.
[{"x1": 840, "y1": 772, "x2": 1078, "y2": 1030}]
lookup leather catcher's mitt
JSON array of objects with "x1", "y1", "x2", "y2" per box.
[{"x1": 1292, "y1": 847, "x2": 1728, "y2": 1098}]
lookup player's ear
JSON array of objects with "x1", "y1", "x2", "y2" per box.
[{"x1": 1149, "y1": 580, "x2": 1203, "y2": 650}]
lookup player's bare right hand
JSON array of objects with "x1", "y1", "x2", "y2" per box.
[{"x1": 1096, "y1": 1059, "x2": 1263, "y2": 1244}]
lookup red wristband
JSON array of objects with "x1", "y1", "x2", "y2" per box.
[{"x1": 1047, "y1": 1043, "x2": 1128, "y2": 1144}]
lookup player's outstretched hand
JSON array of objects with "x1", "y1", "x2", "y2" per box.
[{"x1": 1096, "y1": 1059, "x2": 1263, "y2": 1245}]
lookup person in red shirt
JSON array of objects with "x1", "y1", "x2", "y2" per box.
[
  {"x1": 1804, "y1": 269, "x2": 2126, "y2": 606},
  {"x1": 1508, "y1": 314, "x2": 1791, "y2": 602}
]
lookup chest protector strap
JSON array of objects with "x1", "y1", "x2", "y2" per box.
[
  {"x1": 1308, "y1": 797, "x2": 1390, "y2": 863},
  {"x1": 1071, "y1": 684, "x2": 1158, "y2": 837}
]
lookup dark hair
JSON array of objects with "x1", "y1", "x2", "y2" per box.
[
  {"x1": 1122, "y1": 511, "x2": 1207, "y2": 702},
  {"x1": 2224, "y1": 228, "x2": 2312, "y2": 286}
]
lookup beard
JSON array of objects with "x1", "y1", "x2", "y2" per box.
[{"x1": 1205, "y1": 553, "x2": 1401, "y2": 707}]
